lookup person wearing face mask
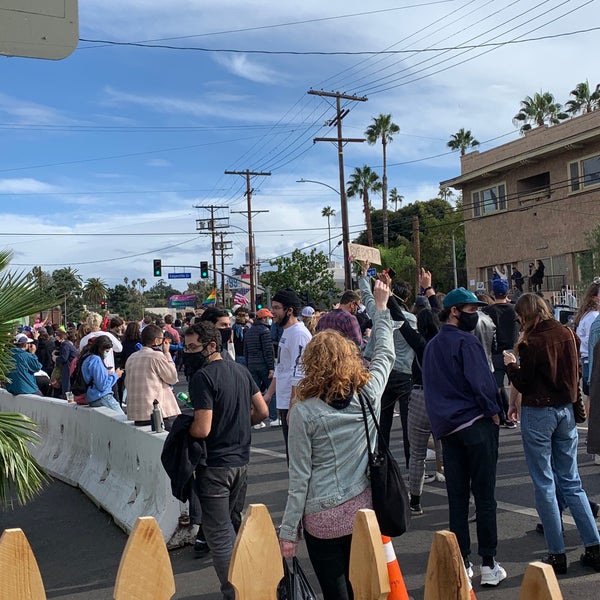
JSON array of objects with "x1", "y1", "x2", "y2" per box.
[
  {"x1": 185, "y1": 321, "x2": 268, "y2": 600},
  {"x1": 243, "y1": 308, "x2": 275, "y2": 428},
  {"x1": 197, "y1": 307, "x2": 234, "y2": 361},
  {"x1": 124, "y1": 324, "x2": 180, "y2": 428},
  {"x1": 422, "y1": 287, "x2": 505, "y2": 588},
  {"x1": 79, "y1": 335, "x2": 124, "y2": 414}
]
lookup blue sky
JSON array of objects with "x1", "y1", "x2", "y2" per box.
[{"x1": 1, "y1": 0, "x2": 598, "y2": 291}]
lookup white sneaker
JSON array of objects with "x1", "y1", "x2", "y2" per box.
[
  {"x1": 480, "y1": 562, "x2": 507, "y2": 586},
  {"x1": 423, "y1": 473, "x2": 436, "y2": 484},
  {"x1": 464, "y1": 561, "x2": 473, "y2": 579},
  {"x1": 434, "y1": 471, "x2": 446, "y2": 483},
  {"x1": 426, "y1": 448, "x2": 436, "y2": 461},
  {"x1": 269, "y1": 418, "x2": 282, "y2": 427},
  {"x1": 594, "y1": 454, "x2": 600, "y2": 465},
  {"x1": 253, "y1": 422, "x2": 266, "y2": 429}
]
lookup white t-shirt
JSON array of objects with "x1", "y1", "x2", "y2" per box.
[
  {"x1": 274, "y1": 321, "x2": 311, "y2": 410},
  {"x1": 577, "y1": 310, "x2": 600, "y2": 358},
  {"x1": 79, "y1": 331, "x2": 123, "y2": 369}
]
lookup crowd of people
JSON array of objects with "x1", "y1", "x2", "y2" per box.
[{"x1": 5, "y1": 267, "x2": 600, "y2": 600}]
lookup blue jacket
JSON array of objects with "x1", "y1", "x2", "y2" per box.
[
  {"x1": 82, "y1": 354, "x2": 119, "y2": 402},
  {"x1": 422, "y1": 324, "x2": 499, "y2": 439},
  {"x1": 243, "y1": 321, "x2": 274, "y2": 370},
  {"x1": 6, "y1": 347, "x2": 42, "y2": 395}
]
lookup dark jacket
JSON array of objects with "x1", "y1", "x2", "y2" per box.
[
  {"x1": 483, "y1": 302, "x2": 519, "y2": 353},
  {"x1": 160, "y1": 413, "x2": 206, "y2": 503},
  {"x1": 243, "y1": 321, "x2": 274, "y2": 371},
  {"x1": 506, "y1": 319, "x2": 579, "y2": 408},
  {"x1": 588, "y1": 340, "x2": 600, "y2": 453}
]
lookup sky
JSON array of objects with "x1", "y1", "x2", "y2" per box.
[{"x1": 0, "y1": 0, "x2": 599, "y2": 293}]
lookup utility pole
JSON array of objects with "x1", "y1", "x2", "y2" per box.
[
  {"x1": 195, "y1": 206, "x2": 229, "y2": 292},
  {"x1": 225, "y1": 169, "x2": 270, "y2": 310},
  {"x1": 215, "y1": 233, "x2": 233, "y2": 306},
  {"x1": 412, "y1": 215, "x2": 421, "y2": 296},
  {"x1": 309, "y1": 89, "x2": 367, "y2": 290}
]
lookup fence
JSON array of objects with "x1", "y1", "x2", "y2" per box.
[{"x1": 1, "y1": 505, "x2": 564, "y2": 600}]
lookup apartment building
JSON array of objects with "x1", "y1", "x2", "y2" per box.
[{"x1": 442, "y1": 110, "x2": 600, "y2": 292}]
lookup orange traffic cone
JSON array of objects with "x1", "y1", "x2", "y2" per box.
[{"x1": 381, "y1": 535, "x2": 409, "y2": 600}]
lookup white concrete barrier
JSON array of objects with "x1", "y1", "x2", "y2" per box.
[{"x1": 0, "y1": 390, "x2": 183, "y2": 543}]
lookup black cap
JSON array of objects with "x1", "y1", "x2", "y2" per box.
[{"x1": 272, "y1": 289, "x2": 301, "y2": 308}]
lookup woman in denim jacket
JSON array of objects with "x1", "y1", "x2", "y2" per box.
[{"x1": 279, "y1": 280, "x2": 394, "y2": 600}]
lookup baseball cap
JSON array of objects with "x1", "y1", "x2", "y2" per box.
[
  {"x1": 414, "y1": 296, "x2": 429, "y2": 308},
  {"x1": 492, "y1": 277, "x2": 510, "y2": 296},
  {"x1": 442, "y1": 287, "x2": 488, "y2": 308},
  {"x1": 14, "y1": 333, "x2": 33, "y2": 345},
  {"x1": 301, "y1": 306, "x2": 315, "y2": 317},
  {"x1": 256, "y1": 308, "x2": 273, "y2": 318},
  {"x1": 272, "y1": 289, "x2": 301, "y2": 308}
]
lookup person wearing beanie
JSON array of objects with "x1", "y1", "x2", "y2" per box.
[
  {"x1": 483, "y1": 276, "x2": 519, "y2": 428},
  {"x1": 263, "y1": 289, "x2": 311, "y2": 454}
]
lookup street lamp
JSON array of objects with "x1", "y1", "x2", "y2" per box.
[{"x1": 297, "y1": 178, "x2": 351, "y2": 290}]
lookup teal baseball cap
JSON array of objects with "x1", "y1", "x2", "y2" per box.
[{"x1": 443, "y1": 287, "x2": 487, "y2": 308}]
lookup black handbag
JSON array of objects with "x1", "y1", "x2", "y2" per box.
[
  {"x1": 277, "y1": 557, "x2": 317, "y2": 600},
  {"x1": 359, "y1": 393, "x2": 410, "y2": 537}
]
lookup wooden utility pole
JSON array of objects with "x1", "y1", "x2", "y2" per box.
[
  {"x1": 309, "y1": 89, "x2": 367, "y2": 290},
  {"x1": 412, "y1": 215, "x2": 421, "y2": 296},
  {"x1": 194, "y1": 205, "x2": 229, "y2": 292},
  {"x1": 225, "y1": 170, "x2": 270, "y2": 310},
  {"x1": 215, "y1": 233, "x2": 233, "y2": 306}
]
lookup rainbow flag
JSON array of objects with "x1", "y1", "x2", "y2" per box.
[{"x1": 202, "y1": 288, "x2": 217, "y2": 306}]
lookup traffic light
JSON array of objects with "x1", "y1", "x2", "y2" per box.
[
  {"x1": 100, "y1": 300, "x2": 106, "y2": 310},
  {"x1": 256, "y1": 294, "x2": 264, "y2": 310},
  {"x1": 153, "y1": 258, "x2": 162, "y2": 277},
  {"x1": 200, "y1": 261, "x2": 209, "y2": 279}
]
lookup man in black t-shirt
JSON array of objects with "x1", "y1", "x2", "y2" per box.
[
  {"x1": 185, "y1": 322, "x2": 268, "y2": 600},
  {"x1": 483, "y1": 277, "x2": 520, "y2": 427}
]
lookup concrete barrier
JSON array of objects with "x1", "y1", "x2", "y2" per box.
[{"x1": 0, "y1": 390, "x2": 184, "y2": 543}]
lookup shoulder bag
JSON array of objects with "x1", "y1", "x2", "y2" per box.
[{"x1": 358, "y1": 393, "x2": 410, "y2": 537}]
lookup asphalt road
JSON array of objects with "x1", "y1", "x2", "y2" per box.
[{"x1": 2, "y1": 416, "x2": 600, "y2": 599}]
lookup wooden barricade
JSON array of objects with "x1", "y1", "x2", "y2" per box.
[
  {"x1": 424, "y1": 530, "x2": 471, "y2": 600},
  {"x1": 0, "y1": 528, "x2": 46, "y2": 600},
  {"x1": 519, "y1": 561, "x2": 564, "y2": 600}
]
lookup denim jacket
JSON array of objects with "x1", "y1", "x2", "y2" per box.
[
  {"x1": 279, "y1": 309, "x2": 395, "y2": 542},
  {"x1": 359, "y1": 276, "x2": 416, "y2": 374}
]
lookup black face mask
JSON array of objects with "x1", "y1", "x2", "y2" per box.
[
  {"x1": 279, "y1": 309, "x2": 292, "y2": 328},
  {"x1": 457, "y1": 310, "x2": 479, "y2": 332},
  {"x1": 186, "y1": 349, "x2": 212, "y2": 375},
  {"x1": 220, "y1": 327, "x2": 232, "y2": 347}
]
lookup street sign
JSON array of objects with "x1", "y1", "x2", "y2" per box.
[
  {"x1": 168, "y1": 273, "x2": 191, "y2": 279},
  {"x1": 367, "y1": 267, "x2": 377, "y2": 277}
]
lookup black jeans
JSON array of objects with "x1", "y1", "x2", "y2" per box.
[
  {"x1": 442, "y1": 418, "x2": 499, "y2": 561},
  {"x1": 380, "y1": 370, "x2": 412, "y2": 467},
  {"x1": 196, "y1": 465, "x2": 248, "y2": 600},
  {"x1": 304, "y1": 530, "x2": 353, "y2": 600}
]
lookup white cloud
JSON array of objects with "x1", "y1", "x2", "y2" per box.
[
  {"x1": 0, "y1": 178, "x2": 58, "y2": 194},
  {"x1": 213, "y1": 54, "x2": 285, "y2": 84},
  {"x1": 146, "y1": 159, "x2": 172, "y2": 168}
]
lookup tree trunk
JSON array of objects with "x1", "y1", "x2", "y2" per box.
[
  {"x1": 382, "y1": 138, "x2": 388, "y2": 249},
  {"x1": 363, "y1": 190, "x2": 374, "y2": 247}
]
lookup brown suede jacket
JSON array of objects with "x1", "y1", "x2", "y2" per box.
[{"x1": 506, "y1": 319, "x2": 580, "y2": 408}]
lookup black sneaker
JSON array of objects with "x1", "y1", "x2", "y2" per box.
[
  {"x1": 590, "y1": 500, "x2": 599, "y2": 519},
  {"x1": 542, "y1": 553, "x2": 567, "y2": 574},
  {"x1": 194, "y1": 539, "x2": 210, "y2": 557},
  {"x1": 581, "y1": 547, "x2": 600, "y2": 572},
  {"x1": 409, "y1": 503, "x2": 424, "y2": 516}
]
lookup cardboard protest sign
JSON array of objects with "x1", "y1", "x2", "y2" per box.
[{"x1": 347, "y1": 243, "x2": 381, "y2": 265}]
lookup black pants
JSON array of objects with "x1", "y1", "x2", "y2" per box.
[
  {"x1": 304, "y1": 530, "x2": 353, "y2": 600},
  {"x1": 380, "y1": 370, "x2": 412, "y2": 467}
]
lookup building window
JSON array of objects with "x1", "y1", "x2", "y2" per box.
[
  {"x1": 569, "y1": 154, "x2": 600, "y2": 192},
  {"x1": 517, "y1": 172, "x2": 550, "y2": 203},
  {"x1": 472, "y1": 183, "x2": 506, "y2": 217}
]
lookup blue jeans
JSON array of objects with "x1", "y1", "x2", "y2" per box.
[
  {"x1": 88, "y1": 393, "x2": 125, "y2": 414},
  {"x1": 196, "y1": 465, "x2": 248, "y2": 600},
  {"x1": 442, "y1": 417, "x2": 499, "y2": 561},
  {"x1": 520, "y1": 404, "x2": 599, "y2": 554}
]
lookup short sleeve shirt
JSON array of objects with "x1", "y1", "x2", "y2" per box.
[{"x1": 189, "y1": 359, "x2": 259, "y2": 467}]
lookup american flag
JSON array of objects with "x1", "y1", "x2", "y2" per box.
[{"x1": 234, "y1": 289, "x2": 249, "y2": 306}]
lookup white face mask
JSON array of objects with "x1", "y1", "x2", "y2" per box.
[
  {"x1": 267, "y1": 318, "x2": 273, "y2": 326},
  {"x1": 103, "y1": 350, "x2": 110, "y2": 359}
]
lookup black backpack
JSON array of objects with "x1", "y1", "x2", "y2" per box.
[{"x1": 70, "y1": 355, "x2": 92, "y2": 396}]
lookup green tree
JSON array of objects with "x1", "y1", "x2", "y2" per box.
[
  {"x1": 578, "y1": 224, "x2": 600, "y2": 283},
  {"x1": 49, "y1": 267, "x2": 84, "y2": 324},
  {"x1": 347, "y1": 165, "x2": 382, "y2": 248},
  {"x1": 513, "y1": 91, "x2": 568, "y2": 134},
  {"x1": 321, "y1": 205, "x2": 336, "y2": 260},
  {"x1": 83, "y1": 277, "x2": 108, "y2": 308},
  {"x1": 565, "y1": 80, "x2": 600, "y2": 116},
  {"x1": 107, "y1": 284, "x2": 133, "y2": 318},
  {"x1": 260, "y1": 249, "x2": 337, "y2": 305},
  {"x1": 365, "y1": 114, "x2": 400, "y2": 249},
  {"x1": 447, "y1": 128, "x2": 479, "y2": 156},
  {"x1": 389, "y1": 188, "x2": 403, "y2": 211},
  {"x1": 143, "y1": 279, "x2": 181, "y2": 307},
  {"x1": 0, "y1": 250, "x2": 56, "y2": 507}
]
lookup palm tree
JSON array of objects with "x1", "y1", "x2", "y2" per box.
[
  {"x1": 565, "y1": 80, "x2": 600, "y2": 115},
  {"x1": 346, "y1": 166, "x2": 382, "y2": 247},
  {"x1": 365, "y1": 114, "x2": 400, "y2": 249},
  {"x1": 321, "y1": 206, "x2": 336, "y2": 260},
  {"x1": 83, "y1": 277, "x2": 108, "y2": 307},
  {"x1": 447, "y1": 128, "x2": 480, "y2": 156},
  {"x1": 512, "y1": 91, "x2": 568, "y2": 134},
  {"x1": 0, "y1": 250, "x2": 56, "y2": 507},
  {"x1": 389, "y1": 187, "x2": 404, "y2": 211}
]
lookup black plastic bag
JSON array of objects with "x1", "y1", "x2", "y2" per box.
[{"x1": 277, "y1": 557, "x2": 317, "y2": 600}]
